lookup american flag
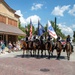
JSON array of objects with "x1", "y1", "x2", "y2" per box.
[{"x1": 29, "y1": 19, "x2": 32, "y2": 39}]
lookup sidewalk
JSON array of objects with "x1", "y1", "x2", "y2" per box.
[{"x1": 0, "y1": 47, "x2": 22, "y2": 57}]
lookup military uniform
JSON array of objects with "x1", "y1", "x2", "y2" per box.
[
  {"x1": 33, "y1": 35, "x2": 36, "y2": 41},
  {"x1": 66, "y1": 37, "x2": 74, "y2": 52},
  {"x1": 57, "y1": 36, "x2": 60, "y2": 42},
  {"x1": 26, "y1": 36, "x2": 28, "y2": 42}
]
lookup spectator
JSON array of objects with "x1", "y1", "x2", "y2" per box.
[
  {"x1": 16, "y1": 41, "x2": 21, "y2": 50},
  {"x1": 8, "y1": 41, "x2": 13, "y2": 53},
  {"x1": 1, "y1": 40, "x2": 5, "y2": 53},
  {"x1": 13, "y1": 42, "x2": 17, "y2": 51},
  {"x1": 0, "y1": 40, "x2": 2, "y2": 54}
]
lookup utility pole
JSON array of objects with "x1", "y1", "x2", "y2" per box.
[{"x1": 55, "y1": 17, "x2": 56, "y2": 32}]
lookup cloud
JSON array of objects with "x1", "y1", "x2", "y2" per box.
[
  {"x1": 52, "y1": 5, "x2": 70, "y2": 16},
  {"x1": 15, "y1": 10, "x2": 41, "y2": 27},
  {"x1": 58, "y1": 23, "x2": 73, "y2": 37},
  {"x1": 70, "y1": 24, "x2": 75, "y2": 30},
  {"x1": 15, "y1": 10, "x2": 26, "y2": 25},
  {"x1": 26, "y1": 15, "x2": 41, "y2": 25},
  {"x1": 68, "y1": 4, "x2": 75, "y2": 16},
  {"x1": 31, "y1": 3, "x2": 43, "y2": 10}
]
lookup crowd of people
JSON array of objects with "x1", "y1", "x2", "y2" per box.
[
  {"x1": 8, "y1": 41, "x2": 21, "y2": 53},
  {"x1": 0, "y1": 34, "x2": 74, "y2": 54},
  {"x1": 0, "y1": 40, "x2": 21, "y2": 54}
]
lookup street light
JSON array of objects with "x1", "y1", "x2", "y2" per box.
[{"x1": 55, "y1": 17, "x2": 56, "y2": 32}]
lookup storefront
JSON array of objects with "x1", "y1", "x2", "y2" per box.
[
  {"x1": 0, "y1": 0, "x2": 26, "y2": 46},
  {"x1": 0, "y1": 22, "x2": 25, "y2": 46},
  {"x1": 0, "y1": 34, "x2": 17, "y2": 45}
]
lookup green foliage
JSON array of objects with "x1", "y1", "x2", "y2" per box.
[
  {"x1": 73, "y1": 31, "x2": 75, "y2": 42},
  {"x1": 18, "y1": 21, "x2": 25, "y2": 40},
  {"x1": 73, "y1": 38, "x2": 75, "y2": 42},
  {"x1": 73, "y1": 31, "x2": 75, "y2": 38}
]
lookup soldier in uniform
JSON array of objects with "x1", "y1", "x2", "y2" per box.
[
  {"x1": 47, "y1": 34, "x2": 51, "y2": 41},
  {"x1": 33, "y1": 35, "x2": 36, "y2": 41},
  {"x1": 57, "y1": 35, "x2": 61, "y2": 42},
  {"x1": 25, "y1": 35, "x2": 28, "y2": 43},
  {"x1": 40, "y1": 35, "x2": 43, "y2": 44}
]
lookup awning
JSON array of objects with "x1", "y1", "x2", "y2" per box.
[{"x1": 0, "y1": 22, "x2": 26, "y2": 36}]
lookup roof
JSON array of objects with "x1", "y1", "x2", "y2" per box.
[{"x1": 0, "y1": 22, "x2": 26, "y2": 36}]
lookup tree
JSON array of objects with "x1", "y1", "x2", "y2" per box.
[
  {"x1": 18, "y1": 20, "x2": 25, "y2": 40},
  {"x1": 18, "y1": 20, "x2": 21, "y2": 28},
  {"x1": 73, "y1": 31, "x2": 75, "y2": 42}
]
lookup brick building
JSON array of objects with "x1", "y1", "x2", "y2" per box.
[{"x1": 0, "y1": 0, "x2": 25, "y2": 45}]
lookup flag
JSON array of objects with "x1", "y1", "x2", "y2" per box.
[
  {"x1": 38, "y1": 20, "x2": 45, "y2": 36},
  {"x1": 47, "y1": 20, "x2": 57, "y2": 39},
  {"x1": 29, "y1": 19, "x2": 32, "y2": 39}
]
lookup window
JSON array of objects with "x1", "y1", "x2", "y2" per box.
[{"x1": 0, "y1": 15, "x2": 6, "y2": 23}]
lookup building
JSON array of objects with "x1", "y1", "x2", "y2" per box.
[{"x1": 0, "y1": 0, "x2": 25, "y2": 45}]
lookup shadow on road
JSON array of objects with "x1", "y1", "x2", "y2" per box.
[{"x1": 14, "y1": 54, "x2": 66, "y2": 60}]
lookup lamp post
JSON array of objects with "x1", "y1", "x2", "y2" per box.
[{"x1": 55, "y1": 17, "x2": 56, "y2": 32}]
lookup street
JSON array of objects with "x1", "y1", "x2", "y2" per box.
[
  {"x1": 0, "y1": 45, "x2": 75, "y2": 62},
  {"x1": 0, "y1": 45, "x2": 75, "y2": 75}
]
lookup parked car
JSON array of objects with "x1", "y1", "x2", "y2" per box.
[{"x1": 60, "y1": 40, "x2": 66, "y2": 48}]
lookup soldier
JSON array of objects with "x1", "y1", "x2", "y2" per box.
[
  {"x1": 33, "y1": 35, "x2": 36, "y2": 41},
  {"x1": 57, "y1": 35, "x2": 61, "y2": 42},
  {"x1": 40, "y1": 35, "x2": 43, "y2": 44},
  {"x1": 47, "y1": 34, "x2": 51, "y2": 41},
  {"x1": 40, "y1": 35, "x2": 43, "y2": 40},
  {"x1": 26, "y1": 35, "x2": 28, "y2": 42}
]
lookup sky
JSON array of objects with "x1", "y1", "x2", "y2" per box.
[{"x1": 5, "y1": 0, "x2": 75, "y2": 38}]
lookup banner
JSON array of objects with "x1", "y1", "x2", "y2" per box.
[{"x1": 38, "y1": 20, "x2": 45, "y2": 36}]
